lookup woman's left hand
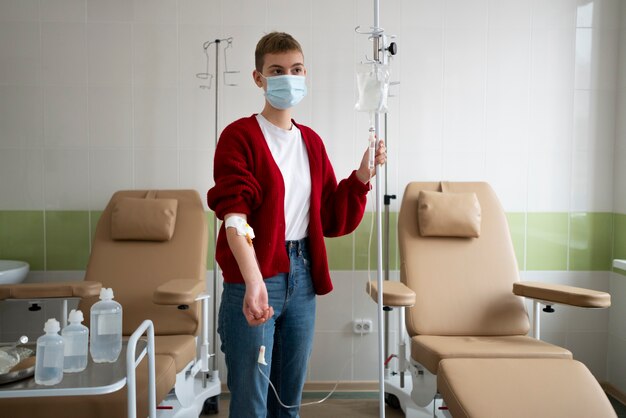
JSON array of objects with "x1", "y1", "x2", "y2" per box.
[{"x1": 356, "y1": 139, "x2": 387, "y2": 183}]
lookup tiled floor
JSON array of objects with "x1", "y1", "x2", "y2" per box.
[
  {"x1": 204, "y1": 392, "x2": 405, "y2": 418},
  {"x1": 205, "y1": 392, "x2": 626, "y2": 417}
]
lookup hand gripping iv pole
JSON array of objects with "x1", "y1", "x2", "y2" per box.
[{"x1": 356, "y1": 1, "x2": 398, "y2": 416}]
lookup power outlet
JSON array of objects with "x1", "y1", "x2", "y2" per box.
[{"x1": 353, "y1": 319, "x2": 373, "y2": 334}]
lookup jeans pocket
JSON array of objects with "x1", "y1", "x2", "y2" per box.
[
  {"x1": 299, "y1": 248, "x2": 311, "y2": 270},
  {"x1": 217, "y1": 300, "x2": 227, "y2": 351}
]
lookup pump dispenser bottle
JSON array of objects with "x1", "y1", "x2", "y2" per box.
[
  {"x1": 62, "y1": 309, "x2": 89, "y2": 372},
  {"x1": 35, "y1": 318, "x2": 64, "y2": 385},
  {"x1": 90, "y1": 288, "x2": 123, "y2": 363}
]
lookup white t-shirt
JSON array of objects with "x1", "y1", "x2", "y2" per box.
[{"x1": 256, "y1": 114, "x2": 311, "y2": 240}]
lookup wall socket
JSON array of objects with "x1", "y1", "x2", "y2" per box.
[{"x1": 353, "y1": 319, "x2": 373, "y2": 334}]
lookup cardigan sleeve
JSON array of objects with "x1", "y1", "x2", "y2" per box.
[
  {"x1": 319, "y1": 143, "x2": 370, "y2": 237},
  {"x1": 207, "y1": 124, "x2": 263, "y2": 219}
]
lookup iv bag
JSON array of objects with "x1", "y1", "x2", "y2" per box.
[{"x1": 355, "y1": 62, "x2": 390, "y2": 113}]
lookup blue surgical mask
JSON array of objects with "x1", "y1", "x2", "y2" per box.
[{"x1": 260, "y1": 74, "x2": 307, "y2": 110}]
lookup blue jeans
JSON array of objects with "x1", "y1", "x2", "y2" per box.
[{"x1": 218, "y1": 238, "x2": 316, "y2": 418}]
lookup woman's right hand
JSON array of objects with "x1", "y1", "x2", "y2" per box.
[{"x1": 243, "y1": 278, "x2": 274, "y2": 326}]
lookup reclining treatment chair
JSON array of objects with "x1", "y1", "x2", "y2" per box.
[
  {"x1": 0, "y1": 189, "x2": 220, "y2": 418},
  {"x1": 368, "y1": 182, "x2": 615, "y2": 418}
]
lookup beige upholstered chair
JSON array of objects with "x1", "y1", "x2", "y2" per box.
[
  {"x1": 369, "y1": 182, "x2": 615, "y2": 418},
  {"x1": 0, "y1": 190, "x2": 220, "y2": 417}
]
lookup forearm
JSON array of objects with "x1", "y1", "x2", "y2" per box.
[
  {"x1": 224, "y1": 214, "x2": 263, "y2": 285},
  {"x1": 356, "y1": 166, "x2": 370, "y2": 183},
  {"x1": 224, "y1": 213, "x2": 272, "y2": 325}
]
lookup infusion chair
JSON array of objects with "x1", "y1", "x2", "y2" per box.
[
  {"x1": 0, "y1": 190, "x2": 220, "y2": 418},
  {"x1": 368, "y1": 181, "x2": 616, "y2": 418}
]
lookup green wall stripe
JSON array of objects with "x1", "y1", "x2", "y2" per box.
[
  {"x1": 0, "y1": 211, "x2": 45, "y2": 270},
  {"x1": 613, "y1": 214, "x2": 626, "y2": 276},
  {"x1": 569, "y1": 212, "x2": 613, "y2": 271},
  {"x1": 206, "y1": 212, "x2": 215, "y2": 270},
  {"x1": 325, "y1": 235, "x2": 354, "y2": 270},
  {"x1": 0, "y1": 210, "x2": 624, "y2": 273},
  {"x1": 351, "y1": 212, "x2": 398, "y2": 271},
  {"x1": 45, "y1": 211, "x2": 90, "y2": 270},
  {"x1": 526, "y1": 213, "x2": 569, "y2": 270}
]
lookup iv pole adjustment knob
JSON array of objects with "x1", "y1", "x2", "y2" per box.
[{"x1": 387, "y1": 42, "x2": 398, "y2": 56}]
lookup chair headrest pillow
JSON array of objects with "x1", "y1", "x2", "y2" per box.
[
  {"x1": 111, "y1": 197, "x2": 178, "y2": 241},
  {"x1": 417, "y1": 191, "x2": 481, "y2": 238}
]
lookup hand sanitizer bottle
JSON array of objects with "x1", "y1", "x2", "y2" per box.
[
  {"x1": 35, "y1": 318, "x2": 64, "y2": 385},
  {"x1": 62, "y1": 309, "x2": 89, "y2": 372},
  {"x1": 90, "y1": 288, "x2": 122, "y2": 363}
]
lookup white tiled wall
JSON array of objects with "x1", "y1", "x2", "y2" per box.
[
  {"x1": 615, "y1": 1, "x2": 626, "y2": 215},
  {"x1": 0, "y1": 0, "x2": 621, "y2": 213},
  {"x1": 607, "y1": 0, "x2": 626, "y2": 396},
  {"x1": 1, "y1": 0, "x2": 623, "y2": 384}
]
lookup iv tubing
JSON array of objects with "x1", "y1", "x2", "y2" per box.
[
  {"x1": 257, "y1": 364, "x2": 339, "y2": 409},
  {"x1": 257, "y1": 323, "x2": 369, "y2": 410},
  {"x1": 368, "y1": 126, "x2": 376, "y2": 170}
]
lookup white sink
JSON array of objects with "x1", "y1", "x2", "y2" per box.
[{"x1": 0, "y1": 260, "x2": 29, "y2": 284}]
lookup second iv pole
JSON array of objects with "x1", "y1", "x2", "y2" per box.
[
  {"x1": 196, "y1": 36, "x2": 239, "y2": 381},
  {"x1": 355, "y1": 0, "x2": 398, "y2": 416}
]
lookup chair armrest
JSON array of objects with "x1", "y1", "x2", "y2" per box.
[
  {"x1": 0, "y1": 281, "x2": 101, "y2": 301},
  {"x1": 366, "y1": 280, "x2": 416, "y2": 307},
  {"x1": 513, "y1": 281, "x2": 610, "y2": 308},
  {"x1": 153, "y1": 279, "x2": 206, "y2": 306}
]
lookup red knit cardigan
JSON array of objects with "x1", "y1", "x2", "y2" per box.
[{"x1": 207, "y1": 115, "x2": 369, "y2": 295}]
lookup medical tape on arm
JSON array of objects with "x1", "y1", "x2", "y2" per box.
[{"x1": 225, "y1": 216, "x2": 255, "y2": 246}]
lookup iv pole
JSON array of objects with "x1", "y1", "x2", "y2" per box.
[
  {"x1": 196, "y1": 36, "x2": 239, "y2": 382},
  {"x1": 373, "y1": 11, "x2": 385, "y2": 414},
  {"x1": 356, "y1": 1, "x2": 397, "y2": 416}
]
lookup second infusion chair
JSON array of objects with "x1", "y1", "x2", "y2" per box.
[
  {"x1": 368, "y1": 181, "x2": 615, "y2": 418},
  {"x1": 0, "y1": 189, "x2": 220, "y2": 417}
]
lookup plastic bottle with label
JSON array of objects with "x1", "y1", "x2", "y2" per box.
[
  {"x1": 90, "y1": 288, "x2": 123, "y2": 363},
  {"x1": 35, "y1": 318, "x2": 64, "y2": 385},
  {"x1": 62, "y1": 309, "x2": 89, "y2": 372}
]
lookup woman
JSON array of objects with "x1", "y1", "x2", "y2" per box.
[{"x1": 207, "y1": 31, "x2": 386, "y2": 418}]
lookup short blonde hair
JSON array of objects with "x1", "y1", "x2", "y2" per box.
[{"x1": 255, "y1": 32, "x2": 303, "y2": 72}]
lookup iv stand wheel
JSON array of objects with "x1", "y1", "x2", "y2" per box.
[
  {"x1": 385, "y1": 392, "x2": 401, "y2": 410},
  {"x1": 201, "y1": 395, "x2": 220, "y2": 415}
]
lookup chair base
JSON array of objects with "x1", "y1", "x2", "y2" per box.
[
  {"x1": 383, "y1": 370, "x2": 451, "y2": 418},
  {"x1": 157, "y1": 372, "x2": 221, "y2": 418}
]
